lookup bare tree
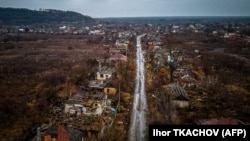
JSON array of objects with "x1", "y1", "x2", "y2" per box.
[
  {"x1": 202, "y1": 75, "x2": 227, "y2": 100},
  {"x1": 155, "y1": 88, "x2": 176, "y2": 124}
]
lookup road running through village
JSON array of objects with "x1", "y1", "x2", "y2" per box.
[{"x1": 129, "y1": 34, "x2": 148, "y2": 141}]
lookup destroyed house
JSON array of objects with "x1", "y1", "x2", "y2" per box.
[
  {"x1": 164, "y1": 83, "x2": 190, "y2": 108},
  {"x1": 96, "y1": 66, "x2": 114, "y2": 81},
  {"x1": 64, "y1": 89, "x2": 108, "y2": 117},
  {"x1": 88, "y1": 79, "x2": 108, "y2": 90}
]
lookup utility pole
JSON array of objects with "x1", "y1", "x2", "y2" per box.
[{"x1": 116, "y1": 83, "x2": 121, "y2": 112}]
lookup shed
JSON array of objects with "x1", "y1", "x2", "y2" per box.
[
  {"x1": 103, "y1": 87, "x2": 117, "y2": 95},
  {"x1": 172, "y1": 95, "x2": 190, "y2": 108},
  {"x1": 157, "y1": 66, "x2": 170, "y2": 78}
]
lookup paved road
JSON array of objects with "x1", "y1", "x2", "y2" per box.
[{"x1": 129, "y1": 34, "x2": 148, "y2": 141}]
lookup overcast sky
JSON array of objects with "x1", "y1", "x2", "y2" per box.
[{"x1": 1, "y1": 0, "x2": 250, "y2": 18}]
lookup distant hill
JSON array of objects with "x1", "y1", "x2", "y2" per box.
[{"x1": 0, "y1": 7, "x2": 94, "y2": 26}]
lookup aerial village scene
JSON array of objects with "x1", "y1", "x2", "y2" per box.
[{"x1": 0, "y1": 1, "x2": 250, "y2": 141}]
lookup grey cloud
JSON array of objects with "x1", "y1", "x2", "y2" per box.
[{"x1": 0, "y1": 0, "x2": 249, "y2": 17}]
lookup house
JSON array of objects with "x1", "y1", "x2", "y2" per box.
[
  {"x1": 64, "y1": 89, "x2": 108, "y2": 117},
  {"x1": 59, "y1": 87, "x2": 114, "y2": 139},
  {"x1": 153, "y1": 48, "x2": 170, "y2": 65},
  {"x1": 103, "y1": 87, "x2": 117, "y2": 100},
  {"x1": 96, "y1": 66, "x2": 115, "y2": 82},
  {"x1": 89, "y1": 30, "x2": 104, "y2": 35},
  {"x1": 41, "y1": 124, "x2": 85, "y2": 141},
  {"x1": 163, "y1": 83, "x2": 190, "y2": 108},
  {"x1": 108, "y1": 53, "x2": 128, "y2": 62}
]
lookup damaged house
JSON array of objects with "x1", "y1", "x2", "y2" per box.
[
  {"x1": 163, "y1": 83, "x2": 190, "y2": 108},
  {"x1": 88, "y1": 62, "x2": 115, "y2": 89},
  {"x1": 64, "y1": 88, "x2": 109, "y2": 117}
]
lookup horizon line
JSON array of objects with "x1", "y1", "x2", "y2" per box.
[{"x1": 94, "y1": 15, "x2": 250, "y2": 19}]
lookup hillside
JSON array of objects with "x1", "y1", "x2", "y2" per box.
[{"x1": 0, "y1": 7, "x2": 94, "y2": 26}]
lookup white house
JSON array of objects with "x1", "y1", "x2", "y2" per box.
[{"x1": 96, "y1": 66, "x2": 114, "y2": 81}]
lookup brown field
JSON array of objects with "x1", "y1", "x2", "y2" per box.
[{"x1": 0, "y1": 33, "x2": 107, "y2": 140}]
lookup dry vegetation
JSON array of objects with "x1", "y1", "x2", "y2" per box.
[
  {"x1": 146, "y1": 32, "x2": 250, "y2": 125},
  {"x1": 0, "y1": 33, "x2": 106, "y2": 140},
  {"x1": 0, "y1": 30, "x2": 250, "y2": 140}
]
